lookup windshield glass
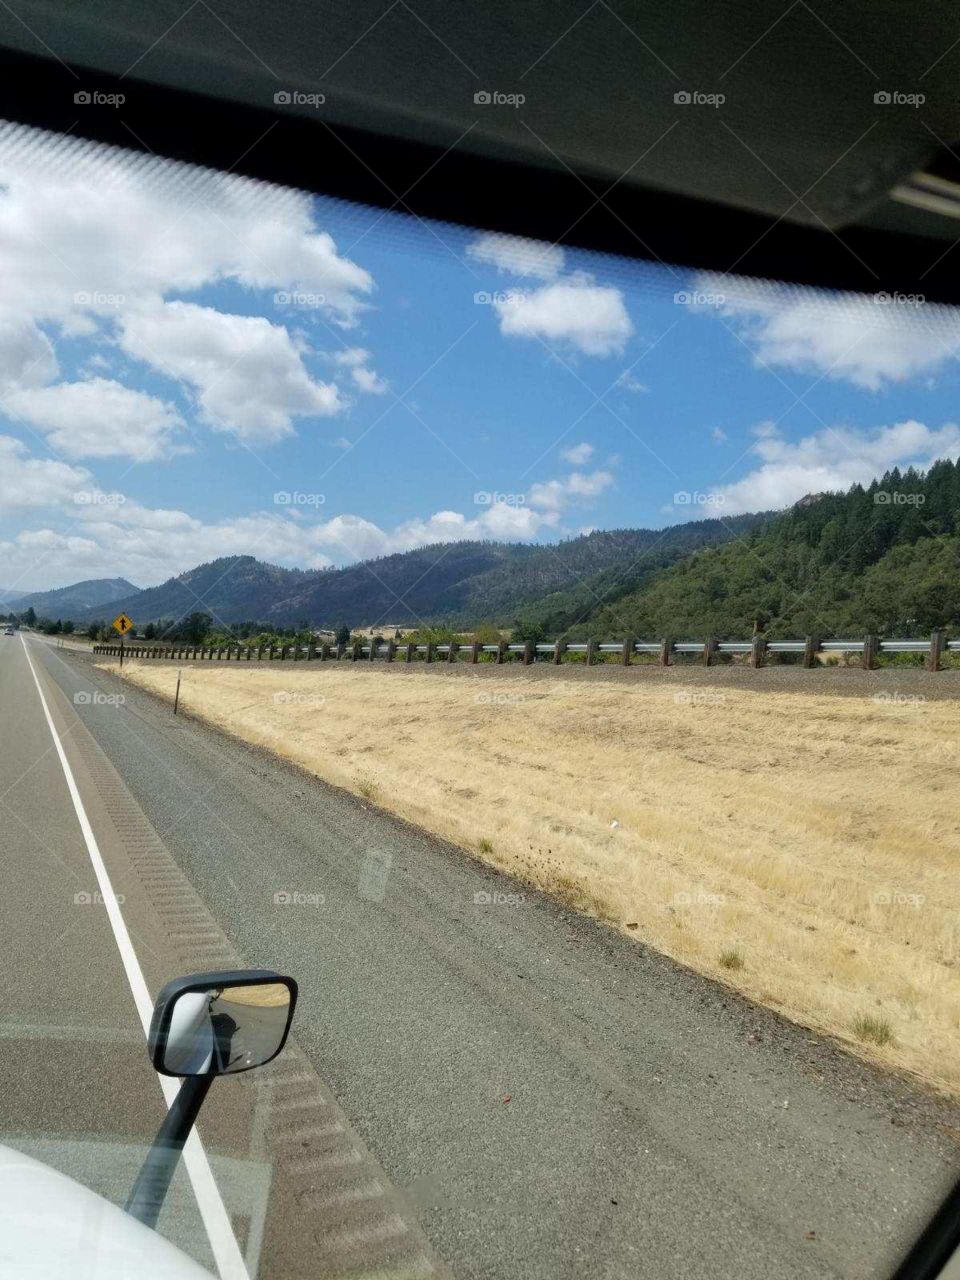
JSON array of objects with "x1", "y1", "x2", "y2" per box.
[{"x1": 0, "y1": 119, "x2": 958, "y2": 1280}]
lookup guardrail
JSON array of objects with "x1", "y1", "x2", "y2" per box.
[{"x1": 92, "y1": 630, "x2": 956, "y2": 671}]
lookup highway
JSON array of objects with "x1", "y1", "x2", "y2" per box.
[{"x1": 0, "y1": 630, "x2": 958, "y2": 1279}]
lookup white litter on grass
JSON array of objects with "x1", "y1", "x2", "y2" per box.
[{"x1": 610, "y1": 820, "x2": 620, "y2": 829}]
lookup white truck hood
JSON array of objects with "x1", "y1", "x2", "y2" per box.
[{"x1": 0, "y1": 1143, "x2": 213, "y2": 1278}]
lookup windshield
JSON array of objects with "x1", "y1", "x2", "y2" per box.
[{"x1": 0, "y1": 118, "x2": 958, "y2": 1280}]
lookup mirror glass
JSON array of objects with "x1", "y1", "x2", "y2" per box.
[{"x1": 162, "y1": 981, "x2": 292, "y2": 1076}]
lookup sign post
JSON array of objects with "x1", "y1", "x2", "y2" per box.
[{"x1": 112, "y1": 613, "x2": 134, "y2": 669}]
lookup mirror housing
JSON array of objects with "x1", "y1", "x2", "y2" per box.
[{"x1": 148, "y1": 969, "x2": 297, "y2": 1077}]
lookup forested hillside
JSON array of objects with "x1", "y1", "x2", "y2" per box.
[{"x1": 568, "y1": 460, "x2": 960, "y2": 639}]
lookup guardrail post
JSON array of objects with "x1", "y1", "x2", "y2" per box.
[
  {"x1": 751, "y1": 635, "x2": 767, "y2": 668},
  {"x1": 448, "y1": 640, "x2": 459, "y2": 663},
  {"x1": 386, "y1": 639, "x2": 396, "y2": 662},
  {"x1": 267, "y1": 645, "x2": 274, "y2": 661},
  {"x1": 470, "y1": 641, "x2": 480, "y2": 664},
  {"x1": 862, "y1": 634, "x2": 878, "y2": 670},
  {"x1": 927, "y1": 629, "x2": 944, "y2": 672},
  {"x1": 585, "y1": 638, "x2": 597, "y2": 666},
  {"x1": 622, "y1": 636, "x2": 634, "y2": 666},
  {"x1": 405, "y1": 641, "x2": 414, "y2": 663},
  {"x1": 369, "y1": 638, "x2": 378, "y2": 661},
  {"x1": 703, "y1": 637, "x2": 717, "y2": 666},
  {"x1": 319, "y1": 642, "x2": 330, "y2": 661},
  {"x1": 496, "y1": 640, "x2": 506, "y2": 665},
  {"x1": 425, "y1": 641, "x2": 435, "y2": 663},
  {"x1": 659, "y1": 638, "x2": 672, "y2": 666},
  {"x1": 350, "y1": 641, "x2": 361, "y2": 661},
  {"x1": 554, "y1": 639, "x2": 567, "y2": 665},
  {"x1": 522, "y1": 640, "x2": 533, "y2": 666},
  {"x1": 803, "y1": 636, "x2": 819, "y2": 668},
  {"x1": 306, "y1": 642, "x2": 315, "y2": 660}
]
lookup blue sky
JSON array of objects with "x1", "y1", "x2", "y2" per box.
[{"x1": 2, "y1": 121, "x2": 960, "y2": 592}]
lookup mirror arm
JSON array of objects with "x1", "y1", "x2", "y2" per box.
[{"x1": 124, "y1": 1073, "x2": 215, "y2": 1228}]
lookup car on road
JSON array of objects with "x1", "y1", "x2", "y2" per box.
[{"x1": 3, "y1": 627, "x2": 14, "y2": 635}]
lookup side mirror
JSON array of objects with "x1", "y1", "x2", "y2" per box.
[{"x1": 148, "y1": 969, "x2": 298, "y2": 1077}]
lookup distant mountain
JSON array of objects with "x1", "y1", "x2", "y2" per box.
[
  {"x1": 267, "y1": 517, "x2": 770, "y2": 630},
  {"x1": 78, "y1": 557, "x2": 309, "y2": 628},
  {"x1": 3, "y1": 577, "x2": 139, "y2": 617},
  {"x1": 72, "y1": 515, "x2": 770, "y2": 631}
]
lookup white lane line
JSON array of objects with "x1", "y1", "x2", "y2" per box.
[{"x1": 20, "y1": 634, "x2": 249, "y2": 1280}]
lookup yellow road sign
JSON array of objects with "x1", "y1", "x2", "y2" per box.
[{"x1": 112, "y1": 612, "x2": 134, "y2": 636}]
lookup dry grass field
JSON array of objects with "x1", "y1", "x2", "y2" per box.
[{"x1": 111, "y1": 660, "x2": 960, "y2": 1097}]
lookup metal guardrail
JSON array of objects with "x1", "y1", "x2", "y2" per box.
[{"x1": 91, "y1": 630, "x2": 954, "y2": 671}]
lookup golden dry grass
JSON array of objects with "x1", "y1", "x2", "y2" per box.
[{"x1": 112, "y1": 661, "x2": 960, "y2": 1097}]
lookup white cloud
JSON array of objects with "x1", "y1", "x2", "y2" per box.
[
  {"x1": 0, "y1": 435, "x2": 91, "y2": 508},
  {"x1": 560, "y1": 442, "x2": 594, "y2": 465},
  {"x1": 708, "y1": 419, "x2": 960, "y2": 514},
  {"x1": 351, "y1": 365, "x2": 388, "y2": 395},
  {"x1": 332, "y1": 347, "x2": 371, "y2": 367},
  {"x1": 0, "y1": 123, "x2": 373, "y2": 332},
  {"x1": 528, "y1": 468, "x2": 615, "y2": 510},
  {"x1": 698, "y1": 273, "x2": 960, "y2": 390},
  {"x1": 7, "y1": 378, "x2": 185, "y2": 461},
  {"x1": 615, "y1": 370, "x2": 647, "y2": 393},
  {"x1": 467, "y1": 233, "x2": 564, "y2": 281},
  {"x1": 711, "y1": 427, "x2": 728, "y2": 444},
  {"x1": 120, "y1": 302, "x2": 341, "y2": 443},
  {"x1": 494, "y1": 275, "x2": 633, "y2": 357}
]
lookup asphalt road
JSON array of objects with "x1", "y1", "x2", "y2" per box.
[{"x1": 1, "y1": 631, "x2": 959, "y2": 1279}]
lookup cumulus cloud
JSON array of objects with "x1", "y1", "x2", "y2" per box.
[
  {"x1": 6, "y1": 378, "x2": 185, "y2": 461},
  {"x1": 528, "y1": 467, "x2": 615, "y2": 510},
  {"x1": 0, "y1": 122, "x2": 374, "y2": 453},
  {"x1": 0, "y1": 435, "x2": 91, "y2": 508},
  {"x1": 698, "y1": 273, "x2": 960, "y2": 390},
  {"x1": 2, "y1": 435, "x2": 617, "y2": 588},
  {"x1": 494, "y1": 275, "x2": 633, "y2": 357},
  {"x1": 466, "y1": 233, "x2": 564, "y2": 281},
  {"x1": 120, "y1": 302, "x2": 341, "y2": 442},
  {"x1": 560, "y1": 442, "x2": 594, "y2": 465},
  {"x1": 708, "y1": 419, "x2": 960, "y2": 514}
]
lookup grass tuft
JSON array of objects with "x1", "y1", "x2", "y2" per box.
[
  {"x1": 718, "y1": 949, "x2": 745, "y2": 971},
  {"x1": 853, "y1": 1013, "x2": 893, "y2": 1046}
]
